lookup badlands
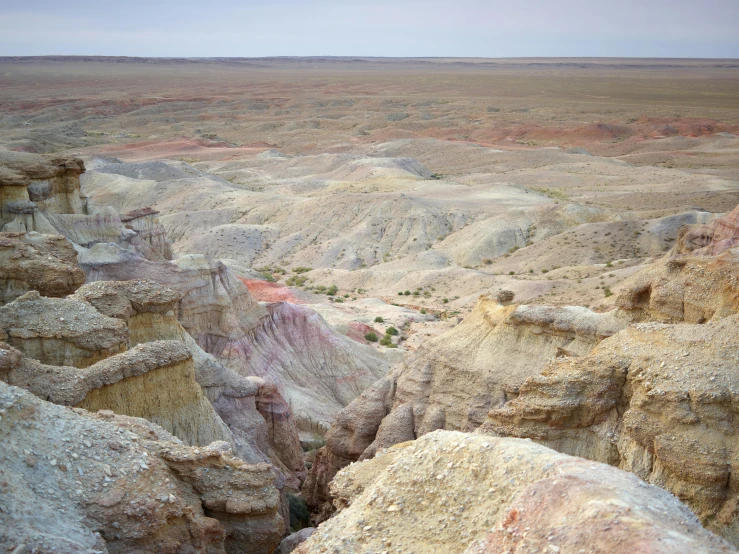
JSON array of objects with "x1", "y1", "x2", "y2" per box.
[{"x1": 0, "y1": 56, "x2": 738, "y2": 553}]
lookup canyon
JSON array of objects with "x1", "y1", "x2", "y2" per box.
[{"x1": 0, "y1": 56, "x2": 738, "y2": 553}]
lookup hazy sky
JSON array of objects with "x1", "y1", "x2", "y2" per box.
[{"x1": 1, "y1": 0, "x2": 738, "y2": 58}]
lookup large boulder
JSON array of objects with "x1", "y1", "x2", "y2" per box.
[{"x1": 296, "y1": 431, "x2": 735, "y2": 554}]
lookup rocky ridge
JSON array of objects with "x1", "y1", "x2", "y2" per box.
[
  {"x1": 0, "y1": 381, "x2": 285, "y2": 554},
  {"x1": 296, "y1": 431, "x2": 736, "y2": 554},
  {"x1": 303, "y1": 298, "x2": 626, "y2": 514}
]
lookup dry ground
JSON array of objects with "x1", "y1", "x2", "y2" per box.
[{"x1": 1, "y1": 56, "x2": 738, "y2": 349}]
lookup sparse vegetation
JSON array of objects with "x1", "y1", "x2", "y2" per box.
[{"x1": 364, "y1": 332, "x2": 379, "y2": 343}]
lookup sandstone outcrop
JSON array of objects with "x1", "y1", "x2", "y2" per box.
[
  {"x1": 1, "y1": 150, "x2": 170, "y2": 262},
  {"x1": 676, "y1": 204, "x2": 739, "y2": 255},
  {"x1": 616, "y1": 250, "x2": 739, "y2": 323},
  {"x1": 81, "y1": 247, "x2": 389, "y2": 436},
  {"x1": 0, "y1": 380, "x2": 285, "y2": 554},
  {"x1": 296, "y1": 431, "x2": 736, "y2": 554},
  {"x1": 0, "y1": 290, "x2": 128, "y2": 367},
  {"x1": 304, "y1": 297, "x2": 625, "y2": 512},
  {"x1": 0, "y1": 336, "x2": 235, "y2": 450},
  {"x1": 481, "y1": 313, "x2": 739, "y2": 545},
  {"x1": 121, "y1": 207, "x2": 173, "y2": 260},
  {"x1": 69, "y1": 279, "x2": 304, "y2": 482},
  {"x1": 0, "y1": 231, "x2": 85, "y2": 304},
  {"x1": 0, "y1": 150, "x2": 87, "y2": 228}
]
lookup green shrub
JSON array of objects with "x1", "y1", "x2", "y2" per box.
[
  {"x1": 364, "y1": 332, "x2": 379, "y2": 343},
  {"x1": 386, "y1": 326, "x2": 399, "y2": 336},
  {"x1": 326, "y1": 285, "x2": 338, "y2": 296},
  {"x1": 603, "y1": 287, "x2": 613, "y2": 297},
  {"x1": 420, "y1": 308, "x2": 427, "y2": 315},
  {"x1": 442, "y1": 298, "x2": 449, "y2": 304},
  {"x1": 379, "y1": 337, "x2": 392, "y2": 346},
  {"x1": 286, "y1": 275, "x2": 307, "y2": 287},
  {"x1": 287, "y1": 493, "x2": 310, "y2": 532},
  {"x1": 374, "y1": 316, "x2": 384, "y2": 323},
  {"x1": 293, "y1": 267, "x2": 313, "y2": 274},
  {"x1": 404, "y1": 291, "x2": 411, "y2": 296}
]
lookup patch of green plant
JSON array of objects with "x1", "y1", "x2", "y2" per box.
[
  {"x1": 287, "y1": 493, "x2": 310, "y2": 532},
  {"x1": 374, "y1": 316, "x2": 384, "y2": 323},
  {"x1": 386, "y1": 326, "x2": 399, "y2": 336},
  {"x1": 364, "y1": 332, "x2": 379, "y2": 343},
  {"x1": 293, "y1": 266, "x2": 313, "y2": 274},
  {"x1": 286, "y1": 275, "x2": 307, "y2": 287}
]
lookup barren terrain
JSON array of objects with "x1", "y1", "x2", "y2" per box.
[{"x1": 1, "y1": 56, "x2": 738, "y2": 347}]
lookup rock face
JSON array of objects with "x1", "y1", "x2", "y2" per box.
[
  {"x1": 0, "y1": 380, "x2": 284, "y2": 554},
  {"x1": 295, "y1": 431, "x2": 736, "y2": 554},
  {"x1": 223, "y1": 301, "x2": 390, "y2": 435},
  {"x1": 65, "y1": 279, "x2": 302, "y2": 482},
  {"x1": 481, "y1": 312, "x2": 739, "y2": 545},
  {"x1": 616, "y1": 250, "x2": 739, "y2": 323},
  {"x1": 1, "y1": 150, "x2": 167, "y2": 262},
  {"x1": 121, "y1": 207, "x2": 173, "y2": 260},
  {"x1": 0, "y1": 335, "x2": 235, "y2": 451},
  {"x1": 304, "y1": 297, "x2": 625, "y2": 512},
  {"x1": 81, "y1": 248, "x2": 389, "y2": 436},
  {"x1": 676, "y1": 204, "x2": 739, "y2": 255},
  {"x1": 0, "y1": 231, "x2": 85, "y2": 304},
  {"x1": 0, "y1": 150, "x2": 87, "y2": 229},
  {"x1": 0, "y1": 290, "x2": 128, "y2": 367}
]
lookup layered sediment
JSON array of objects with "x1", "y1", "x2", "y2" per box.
[{"x1": 0, "y1": 381, "x2": 284, "y2": 554}]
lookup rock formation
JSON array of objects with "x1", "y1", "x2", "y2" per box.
[
  {"x1": 481, "y1": 312, "x2": 739, "y2": 544},
  {"x1": 0, "y1": 150, "x2": 87, "y2": 230},
  {"x1": 0, "y1": 231, "x2": 85, "y2": 304},
  {"x1": 676, "y1": 204, "x2": 739, "y2": 256},
  {"x1": 616, "y1": 250, "x2": 739, "y2": 323},
  {"x1": 0, "y1": 380, "x2": 285, "y2": 554},
  {"x1": 1, "y1": 150, "x2": 168, "y2": 262},
  {"x1": 296, "y1": 431, "x2": 736, "y2": 554},
  {"x1": 303, "y1": 297, "x2": 625, "y2": 513},
  {"x1": 80, "y1": 246, "x2": 389, "y2": 436},
  {"x1": 0, "y1": 290, "x2": 128, "y2": 367},
  {"x1": 121, "y1": 207, "x2": 173, "y2": 260}
]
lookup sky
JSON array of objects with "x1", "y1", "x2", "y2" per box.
[{"x1": 1, "y1": 0, "x2": 738, "y2": 58}]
